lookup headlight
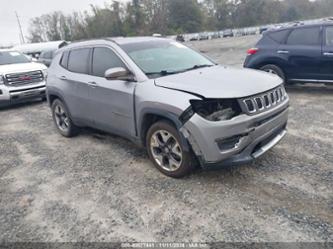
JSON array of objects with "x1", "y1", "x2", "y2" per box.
[
  {"x1": 0, "y1": 75, "x2": 4, "y2": 85},
  {"x1": 179, "y1": 99, "x2": 242, "y2": 124},
  {"x1": 42, "y1": 69, "x2": 48, "y2": 79}
]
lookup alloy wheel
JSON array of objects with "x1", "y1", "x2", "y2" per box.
[
  {"x1": 54, "y1": 104, "x2": 70, "y2": 132},
  {"x1": 150, "y1": 130, "x2": 183, "y2": 172}
]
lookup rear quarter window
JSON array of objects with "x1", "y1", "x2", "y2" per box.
[
  {"x1": 267, "y1": 29, "x2": 290, "y2": 44},
  {"x1": 60, "y1": 51, "x2": 69, "y2": 69}
]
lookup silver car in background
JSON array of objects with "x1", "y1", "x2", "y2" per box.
[{"x1": 46, "y1": 37, "x2": 289, "y2": 178}]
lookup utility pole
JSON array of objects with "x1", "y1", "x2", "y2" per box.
[{"x1": 15, "y1": 11, "x2": 25, "y2": 44}]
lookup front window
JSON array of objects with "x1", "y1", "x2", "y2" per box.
[
  {"x1": 0, "y1": 51, "x2": 30, "y2": 65},
  {"x1": 92, "y1": 47, "x2": 126, "y2": 78},
  {"x1": 120, "y1": 40, "x2": 215, "y2": 78}
]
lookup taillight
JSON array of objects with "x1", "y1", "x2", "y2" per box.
[{"x1": 247, "y1": 48, "x2": 259, "y2": 55}]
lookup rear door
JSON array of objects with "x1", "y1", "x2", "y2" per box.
[
  {"x1": 320, "y1": 25, "x2": 333, "y2": 81},
  {"x1": 278, "y1": 26, "x2": 322, "y2": 80},
  {"x1": 88, "y1": 46, "x2": 137, "y2": 138},
  {"x1": 61, "y1": 47, "x2": 94, "y2": 124}
]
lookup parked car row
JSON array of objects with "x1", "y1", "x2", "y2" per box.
[
  {"x1": 186, "y1": 29, "x2": 236, "y2": 42},
  {"x1": 182, "y1": 27, "x2": 263, "y2": 42}
]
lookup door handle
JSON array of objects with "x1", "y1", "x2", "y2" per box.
[
  {"x1": 277, "y1": 50, "x2": 289, "y2": 54},
  {"x1": 87, "y1": 81, "x2": 98, "y2": 88},
  {"x1": 323, "y1": 52, "x2": 333, "y2": 56},
  {"x1": 59, "y1": 75, "x2": 67, "y2": 80}
]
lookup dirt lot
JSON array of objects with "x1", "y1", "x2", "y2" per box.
[{"x1": 0, "y1": 35, "x2": 332, "y2": 242}]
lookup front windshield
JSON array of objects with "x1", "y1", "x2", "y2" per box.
[
  {"x1": 121, "y1": 40, "x2": 215, "y2": 78},
  {"x1": 0, "y1": 51, "x2": 30, "y2": 65}
]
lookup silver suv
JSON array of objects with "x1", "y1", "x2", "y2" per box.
[{"x1": 46, "y1": 37, "x2": 289, "y2": 178}]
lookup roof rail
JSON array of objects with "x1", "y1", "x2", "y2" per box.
[{"x1": 323, "y1": 17, "x2": 333, "y2": 22}]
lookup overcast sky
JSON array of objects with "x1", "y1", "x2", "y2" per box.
[{"x1": 0, "y1": 0, "x2": 127, "y2": 46}]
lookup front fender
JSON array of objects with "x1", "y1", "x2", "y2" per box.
[{"x1": 135, "y1": 82, "x2": 202, "y2": 150}]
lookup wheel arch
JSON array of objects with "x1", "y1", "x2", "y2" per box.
[
  {"x1": 253, "y1": 58, "x2": 286, "y2": 73},
  {"x1": 138, "y1": 108, "x2": 191, "y2": 152},
  {"x1": 47, "y1": 89, "x2": 76, "y2": 122},
  {"x1": 47, "y1": 89, "x2": 66, "y2": 107}
]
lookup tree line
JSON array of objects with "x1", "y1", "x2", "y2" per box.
[{"x1": 28, "y1": 0, "x2": 333, "y2": 43}]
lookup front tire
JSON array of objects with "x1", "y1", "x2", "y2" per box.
[
  {"x1": 51, "y1": 99, "x2": 78, "y2": 137},
  {"x1": 260, "y1": 64, "x2": 286, "y2": 82},
  {"x1": 146, "y1": 121, "x2": 195, "y2": 178}
]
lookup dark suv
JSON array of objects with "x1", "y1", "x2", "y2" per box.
[{"x1": 244, "y1": 23, "x2": 333, "y2": 84}]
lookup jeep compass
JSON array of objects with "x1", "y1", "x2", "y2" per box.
[{"x1": 47, "y1": 37, "x2": 289, "y2": 178}]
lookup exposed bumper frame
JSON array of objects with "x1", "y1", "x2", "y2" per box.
[
  {"x1": 181, "y1": 97, "x2": 289, "y2": 168},
  {"x1": 252, "y1": 129, "x2": 287, "y2": 159}
]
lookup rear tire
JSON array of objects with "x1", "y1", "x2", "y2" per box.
[
  {"x1": 146, "y1": 121, "x2": 195, "y2": 178},
  {"x1": 260, "y1": 64, "x2": 286, "y2": 82},
  {"x1": 51, "y1": 99, "x2": 78, "y2": 137}
]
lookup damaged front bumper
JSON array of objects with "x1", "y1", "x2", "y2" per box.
[{"x1": 180, "y1": 97, "x2": 289, "y2": 168}]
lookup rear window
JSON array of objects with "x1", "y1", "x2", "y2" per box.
[
  {"x1": 67, "y1": 48, "x2": 90, "y2": 74},
  {"x1": 268, "y1": 29, "x2": 290, "y2": 43},
  {"x1": 286, "y1": 27, "x2": 321, "y2": 46}
]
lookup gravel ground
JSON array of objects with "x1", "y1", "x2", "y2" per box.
[{"x1": 0, "y1": 35, "x2": 332, "y2": 243}]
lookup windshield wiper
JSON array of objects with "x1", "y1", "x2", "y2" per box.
[
  {"x1": 146, "y1": 65, "x2": 214, "y2": 77},
  {"x1": 146, "y1": 70, "x2": 181, "y2": 76},
  {"x1": 183, "y1": 64, "x2": 214, "y2": 72}
]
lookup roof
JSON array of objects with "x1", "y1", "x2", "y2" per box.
[
  {"x1": 13, "y1": 41, "x2": 68, "y2": 54},
  {"x1": 269, "y1": 20, "x2": 333, "y2": 31},
  {"x1": 268, "y1": 21, "x2": 333, "y2": 33},
  {"x1": 109, "y1": 36, "x2": 170, "y2": 45},
  {"x1": 59, "y1": 36, "x2": 170, "y2": 50},
  {"x1": 0, "y1": 49, "x2": 14, "y2": 52}
]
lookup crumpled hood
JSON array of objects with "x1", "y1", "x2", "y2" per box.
[
  {"x1": 0, "y1": 62, "x2": 46, "y2": 75},
  {"x1": 155, "y1": 65, "x2": 283, "y2": 98}
]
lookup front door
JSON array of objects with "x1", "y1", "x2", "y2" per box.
[{"x1": 89, "y1": 46, "x2": 137, "y2": 138}]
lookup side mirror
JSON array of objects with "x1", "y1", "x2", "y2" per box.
[{"x1": 105, "y1": 67, "x2": 135, "y2": 81}]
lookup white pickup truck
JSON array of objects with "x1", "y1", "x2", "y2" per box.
[{"x1": 0, "y1": 49, "x2": 47, "y2": 107}]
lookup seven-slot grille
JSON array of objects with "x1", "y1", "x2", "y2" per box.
[
  {"x1": 240, "y1": 86, "x2": 287, "y2": 115},
  {"x1": 5, "y1": 70, "x2": 44, "y2": 86}
]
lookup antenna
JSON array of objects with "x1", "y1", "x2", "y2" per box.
[{"x1": 15, "y1": 11, "x2": 25, "y2": 44}]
